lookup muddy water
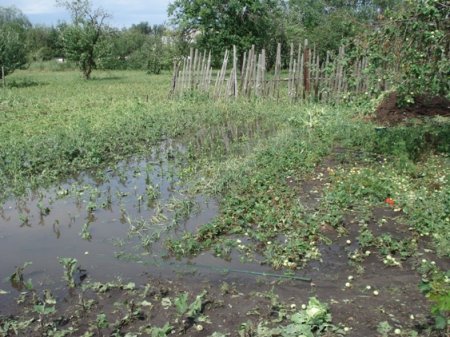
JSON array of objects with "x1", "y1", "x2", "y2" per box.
[{"x1": 0, "y1": 141, "x2": 275, "y2": 312}]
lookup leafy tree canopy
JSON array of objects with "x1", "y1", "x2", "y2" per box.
[
  {"x1": 168, "y1": 0, "x2": 284, "y2": 64},
  {"x1": 57, "y1": 0, "x2": 110, "y2": 79},
  {"x1": 0, "y1": 6, "x2": 31, "y2": 78},
  {"x1": 366, "y1": 0, "x2": 449, "y2": 105},
  {"x1": 285, "y1": 0, "x2": 403, "y2": 55}
]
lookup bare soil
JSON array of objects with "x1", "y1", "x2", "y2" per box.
[{"x1": 374, "y1": 93, "x2": 450, "y2": 125}]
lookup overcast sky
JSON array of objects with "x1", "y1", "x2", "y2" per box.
[{"x1": 0, "y1": 0, "x2": 172, "y2": 28}]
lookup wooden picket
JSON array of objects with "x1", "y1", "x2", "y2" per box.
[{"x1": 170, "y1": 42, "x2": 377, "y2": 102}]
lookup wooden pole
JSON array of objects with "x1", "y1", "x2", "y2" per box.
[
  {"x1": 199, "y1": 50, "x2": 206, "y2": 90},
  {"x1": 295, "y1": 43, "x2": 302, "y2": 100},
  {"x1": 170, "y1": 60, "x2": 180, "y2": 97},
  {"x1": 255, "y1": 53, "x2": 262, "y2": 97},
  {"x1": 261, "y1": 49, "x2": 266, "y2": 96},
  {"x1": 288, "y1": 43, "x2": 294, "y2": 97},
  {"x1": 252, "y1": 47, "x2": 258, "y2": 97},
  {"x1": 240, "y1": 51, "x2": 247, "y2": 93},
  {"x1": 193, "y1": 48, "x2": 200, "y2": 89},
  {"x1": 243, "y1": 46, "x2": 255, "y2": 97},
  {"x1": 273, "y1": 43, "x2": 282, "y2": 99},
  {"x1": 1, "y1": 66, "x2": 5, "y2": 88},
  {"x1": 324, "y1": 51, "x2": 330, "y2": 102},
  {"x1": 299, "y1": 52, "x2": 304, "y2": 101},
  {"x1": 205, "y1": 51, "x2": 212, "y2": 93},
  {"x1": 314, "y1": 54, "x2": 320, "y2": 100},
  {"x1": 215, "y1": 49, "x2": 229, "y2": 98},
  {"x1": 233, "y1": 45, "x2": 238, "y2": 98},
  {"x1": 303, "y1": 39, "x2": 310, "y2": 99},
  {"x1": 182, "y1": 57, "x2": 188, "y2": 94}
]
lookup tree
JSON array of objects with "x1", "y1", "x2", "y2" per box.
[
  {"x1": 0, "y1": 6, "x2": 31, "y2": 79},
  {"x1": 168, "y1": 0, "x2": 283, "y2": 65},
  {"x1": 285, "y1": 0, "x2": 403, "y2": 55},
  {"x1": 57, "y1": 0, "x2": 110, "y2": 79},
  {"x1": 366, "y1": 0, "x2": 449, "y2": 105},
  {"x1": 27, "y1": 25, "x2": 62, "y2": 61}
]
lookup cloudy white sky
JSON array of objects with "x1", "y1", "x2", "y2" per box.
[{"x1": 0, "y1": 0, "x2": 172, "y2": 27}]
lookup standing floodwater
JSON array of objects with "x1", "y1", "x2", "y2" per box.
[{"x1": 0, "y1": 141, "x2": 222, "y2": 309}]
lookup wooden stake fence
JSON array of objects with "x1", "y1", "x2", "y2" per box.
[{"x1": 171, "y1": 42, "x2": 376, "y2": 102}]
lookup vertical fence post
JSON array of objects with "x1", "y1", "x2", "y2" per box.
[
  {"x1": 170, "y1": 60, "x2": 180, "y2": 97},
  {"x1": 288, "y1": 43, "x2": 294, "y2": 97},
  {"x1": 171, "y1": 41, "x2": 376, "y2": 102},
  {"x1": 233, "y1": 45, "x2": 238, "y2": 98},
  {"x1": 1, "y1": 66, "x2": 5, "y2": 88},
  {"x1": 303, "y1": 39, "x2": 310, "y2": 99},
  {"x1": 272, "y1": 43, "x2": 282, "y2": 100}
]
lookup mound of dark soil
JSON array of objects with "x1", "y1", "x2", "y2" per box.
[{"x1": 375, "y1": 92, "x2": 450, "y2": 125}]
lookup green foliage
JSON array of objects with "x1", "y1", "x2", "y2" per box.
[
  {"x1": 239, "y1": 297, "x2": 341, "y2": 337},
  {"x1": 174, "y1": 292, "x2": 189, "y2": 315},
  {"x1": 286, "y1": 0, "x2": 402, "y2": 56},
  {"x1": 58, "y1": 0, "x2": 111, "y2": 79},
  {"x1": 145, "y1": 323, "x2": 173, "y2": 337},
  {"x1": 418, "y1": 262, "x2": 450, "y2": 330},
  {"x1": 376, "y1": 321, "x2": 392, "y2": 337},
  {"x1": 366, "y1": 0, "x2": 449, "y2": 105},
  {"x1": 98, "y1": 24, "x2": 176, "y2": 72},
  {"x1": 58, "y1": 257, "x2": 78, "y2": 288},
  {"x1": 80, "y1": 222, "x2": 92, "y2": 241},
  {"x1": 168, "y1": 0, "x2": 284, "y2": 65},
  {"x1": 0, "y1": 318, "x2": 34, "y2": 336},
  {"x1": 9, "y1": 261, "x2": 32, "y2": 289},
  {"x1": 34, "y1": 303, "x2": 56, "y2": 316},
  {"x1": 0, "y1": 6, "x2": 30, "y2": 78},
  {"x1": 26, "y1": 25, "x2": 62, "y2": 62}
]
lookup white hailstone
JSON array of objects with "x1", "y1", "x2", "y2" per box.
[
  {"x1": 195, "y1": 324, "x2": 204, "y2": 331},
  {"x1": 410, "y1": 314, "x2": 414, "y2": 320},
  {"x1": 394, "y1": 328, "x2": 401, "y2": 335},
  {"x1": 236, "y1": 239, "x2": 242, "y2": 243},
  {"x1": 267, "y1": 241, "x2": 272, "y2": 245},
  {"x1": 290, "y1": 304, "x2": 296, "y2": 309},
  {"x1": 422, "y1": 259, "x2": 427, "y2": 263},
  {"x1": 366, "y1": 285, "x2": 371, "y2": 290},
  {"x1": 373, "y1": 290, "x2": 379, "y2": 296},
  {"x1": 344, "y1": 327, "x2": 350, "y2": 332},
  {"x1": 346, "y1": 240, "x2": 352, "y2": 245},
  {"x1": 365, "y1": 250, "x2": 371, "y2": 256},
  {"x1": 84, "y1": 251, "x2": 89, "y2": 255},
  {"x1": 301, "y1": 304, "x2": 307, "y2": 310},
  {"x1": 431, "y1": 261, "x2": 436, "y2": 265},
  {"x1": 345, "y1": 282, "x2": 352, "y2": 288},
  {"x1": 386, "y1": 254, "x2": 392, "y2": 260},
  {"x1": 348, "y1": 275, "x2": 354, "y2": 281}
]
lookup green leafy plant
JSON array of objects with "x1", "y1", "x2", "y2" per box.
[
  {"x1": 419, "y1": 265, "x2": 450, "y2": 330},
  {"x1": 376, "y1": 321, "x2": 392, "y2": 337},
  {"x1": 174, "y1": 292, "x2": 189, "y2": 315},
  {"x1": 58, "y1": 257, "x2": 78, "y2": 288},
  {"x1": 146, "y1": 322, "x2": 173, "y2": 337},
  {"x1": 9, "y1": 261, "x2": 32, "y2": 290},
  {"x1": 0, "y1": 318, "x2": 34, "y2": 336},
  {"x1": 95, "y1": 313, "x2": 109, "y2": 336},
  {"x1": 80, "y1": 223, "x2": 92, "y2": 241}
]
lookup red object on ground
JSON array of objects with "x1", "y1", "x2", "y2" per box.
[{"x1": 385, "y1": 197, "x2": 395, "y2": 206}]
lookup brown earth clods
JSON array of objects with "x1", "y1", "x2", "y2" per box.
[{"x1": 374, "y1": 93, "x2": 450, "y2": 125}]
